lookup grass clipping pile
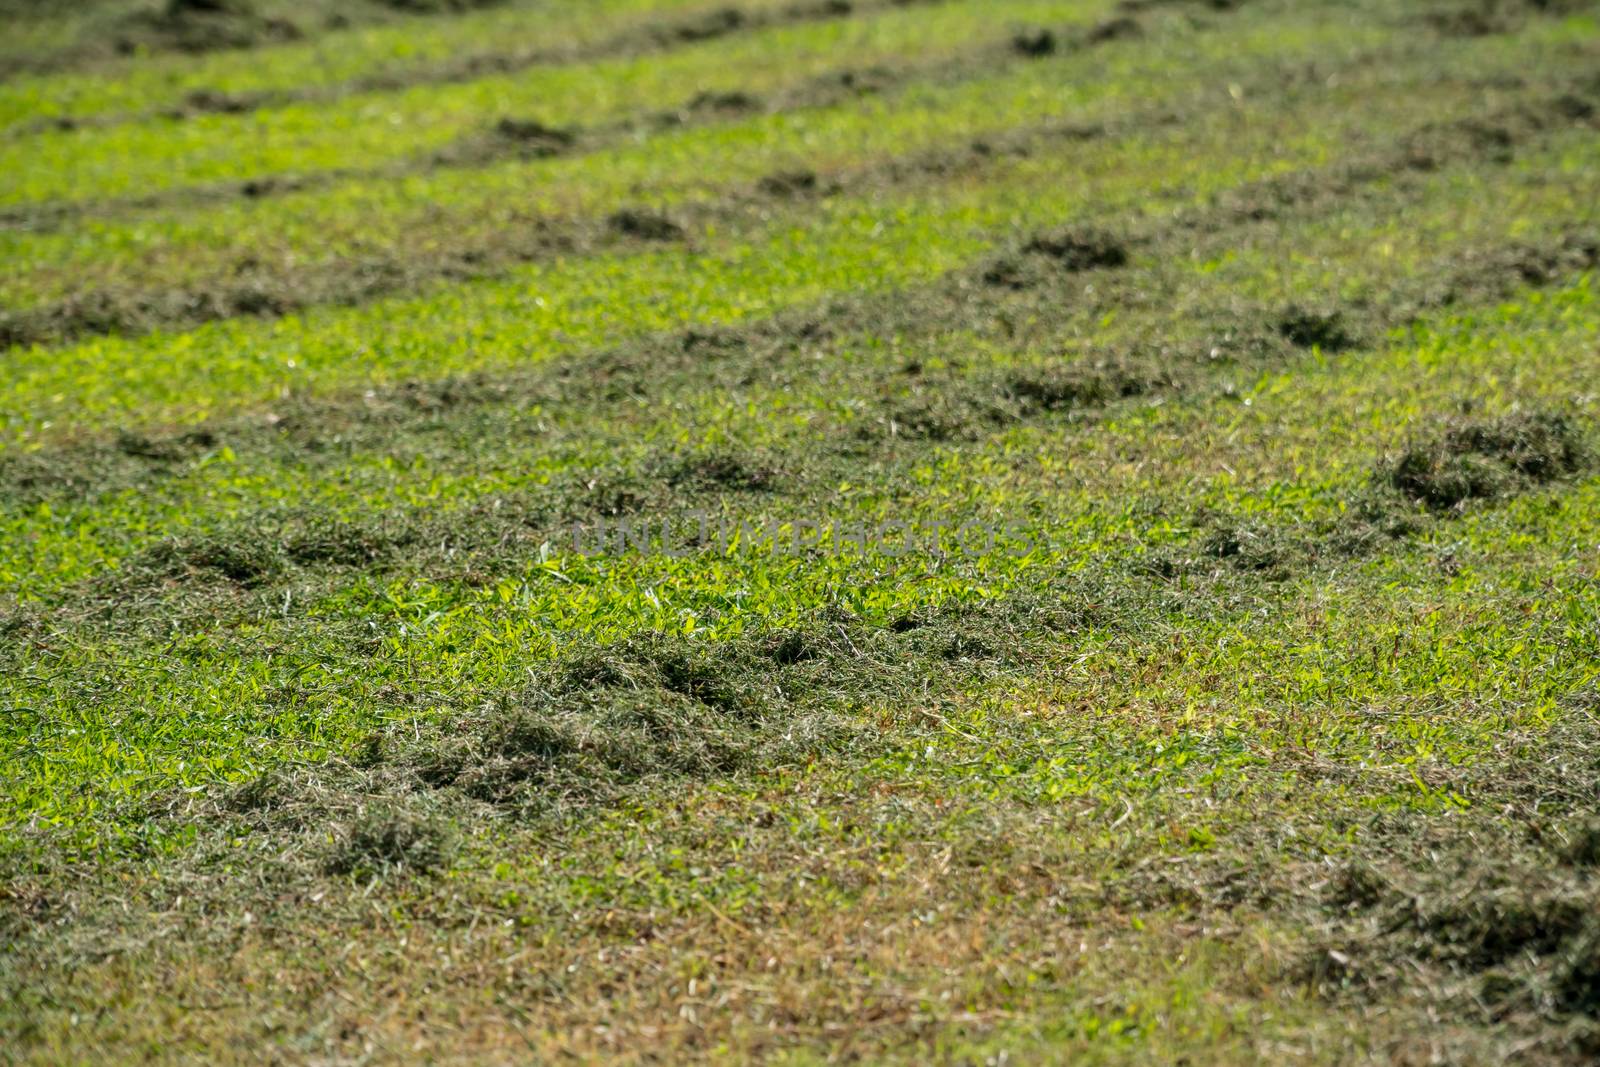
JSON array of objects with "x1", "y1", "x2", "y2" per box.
[{"x1": 1304, "y1": 703, "x2": 1600, "y2": 1057}]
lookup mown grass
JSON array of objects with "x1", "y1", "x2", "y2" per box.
[
  {"x1": 3, "y1": 86, "x2": 1598, "y2": 834},
  {"x1": 0, "y1": 0, "x2": 1122, "y2": 210},
  {"x1": 5, "y1": 224, "x2": 1597, "y2": 847},
  {"x1": 0, "y1": 0, "x2": 800, "y2": 109},
  {"x1": 3, "y1": 2, "x2": 1592, "y2": 341},
  {"x1": 2, "y1": 107, "x2": 1595, "y2": 599},
  {"x1": 11, "y1": 49, "x2": 1599, "y2": 436},
  {"x1": 6, "y1": 119, "x2": 1593, "y2": 591},
  {"x1": 6, "y1": 466, "x2": 1597, "y2": 1059},
  {"x1": 0, "y1": 0, "x2": 1340, "y2": 310},
  {"x1": 4, "y1": 0, "x2": 1600, "y2": 1062}
]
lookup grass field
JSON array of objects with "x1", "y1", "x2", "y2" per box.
[{"x1": 3, "y1": 0, "x2": 1600, "y2": 1062}]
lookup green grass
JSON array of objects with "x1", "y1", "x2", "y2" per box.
[
  {"x1": 5, "y1": 0, "x2": 1600, "y2": 1062},
  {"x1": 0, "y1": 0, "x2": 1121, "y2": 209},
  {"x1": 4, "y1": 121, "x2": 1597, "y2": 597},
  {"x1": 3, "y1": 2, "x2": 1591, "y2": 328},
  {"x1": 0, "y1": 99, "x2": 1340, "y2": 435},
  {"x1": 0, "y1": 0, "x2": 1384, "y2": 308},
  {"x1": 0, "y1": 0, "x2": 804, "y2": 122},
  {"x1": 6, "y1": 247, "x2": 1597, "y2": 843},
  {"x1": 16, "y1": 39, "x2": 1600, "y2": 438}
]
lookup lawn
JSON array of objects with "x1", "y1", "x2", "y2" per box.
[{"x1": 3, "y1": 0, "x2": 1600, "y2": 1062}]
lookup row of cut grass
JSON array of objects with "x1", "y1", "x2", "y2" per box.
[
  {"x1": 10, "y1": 483, "x2": 1596, "y2": 1057},
  {"x1": 4, "y1": 242, "x2": 1595, "y2": 846},
  {"x1": 0, "y1": 0, "x2": 812, "y2": 130},
  {"x1": 4, "y1": 4, "x2": 1591, "y2": 314},
  {"x1": 3, "y1": 119, "x2": 1595, "y2": 603},
  {"x1": 0, "y1": 0, "x2": 1122, "y2": 210},
  {"x1": 8, "y1": 25, "x2": 1586, "y2": 439}
]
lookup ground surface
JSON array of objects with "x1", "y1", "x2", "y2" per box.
[{"x1": 2, "y1": 0, "x2": 1600, "y2": 1062}]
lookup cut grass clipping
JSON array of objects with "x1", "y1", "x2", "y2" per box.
[{"x1": 6, "y1": 0, "x2": 1600, "y2": 1062}]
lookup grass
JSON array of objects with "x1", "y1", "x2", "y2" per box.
[
  {"x1": 3, "y1": 11, "x2": 1591, "y2": 343},
  {"x1": 10, "y1": 61, "x2": 1599, "y2": 434},
  {"x1": 0, "y1": 0, "x2": 807, "y2": 108},
  {"x1": 5, "y1": 0, "x2": 1600, "y2": 1062},
  {"x1": 10, "y1": 259, "x2": 1597, "y2": 843},
  {"x1": 0, "y1": 0, "x2": 1377, "y2": 312},
  {"x1": 0, "y1": 0, "x2": 1123, "y2": 210}
]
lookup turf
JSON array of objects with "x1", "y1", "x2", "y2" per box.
[{"x1": 4, "y1": 0, "x2": 1600, "y2": 1062}]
